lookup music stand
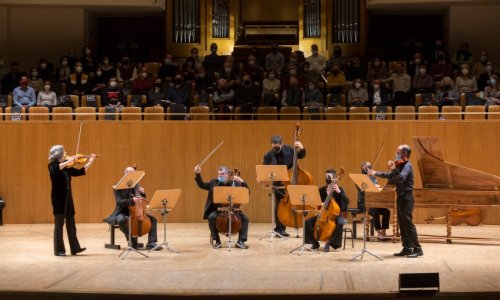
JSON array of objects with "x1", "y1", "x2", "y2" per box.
[
  {"x1": 214, "y1": 186, "x2": 249, "y2": 251},
  {"x1": 349, "y1": 174, "x2": 383, "y2": 261},
  {"x1": 147, "y1": 189, "x2": 181, "y2": 253},
  {"x1": 255, "y1": 165, "x2": 289, "y2": 242},
  {"x1": 113, "y1": 170, "x2": 149, "y2": 260},
  {"x1": 286, "y1": 185, "x2": 321, "y2": 255}
]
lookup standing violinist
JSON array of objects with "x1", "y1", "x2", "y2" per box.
[
  {"x1": 194, "y1": 165, "x2": 250, "y2": 249},
  {"x1": 304, "y1": 169, "x2": 349, "y2": 252},
  {"x1": 104, "y1": 167, "x2": 161, "y2": 251},
  {"x1": 48, "y1": 145, "x2": 96, "y2": 256},
  {"x1": 368, "y1": 145, "x2": 423, "y2": 258},
  {"x1": 262, "y1": 135, "x2": 306, "y2": 237}
]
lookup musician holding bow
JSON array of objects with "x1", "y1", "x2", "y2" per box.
[
  {"x1": 304, "y1": 169, "x2": 349, "y2": 252},
  {"x1": 194, "y1": 165, "x2": 250, "y2": 249},
  {"x1": 368, "y1": 145, "x2": 423, "y2": 257},
  {"x1": 104, "y1": 166, "x2": 161, "y2": 251}
]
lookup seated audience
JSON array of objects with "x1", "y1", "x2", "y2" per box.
[
  {"x1": 147, "y1": 78, "x2": 167, "y2": 107},
  {"x1": 66, "y1": 61, "x2": 89, "y2": 97},
  {"x1": 484, "y1": 75, "x2": 500, "y2": 107},
  {"x1": 430, "y1": 51, "x2": 453, "y2": 82},
  {"x1": 29, "y1": 67, "x2": 43, "y2": 93},
  {"x1": 412, "y1": 64, "x2": 434, "y2": 95},
  {"x1": 262, "y1": 70, "x2": 281, "y2": 107},
  {"x1": 102, "y1": 76, "x2": 125, "y2": 110},
  {"x1": 303, "y1": 80, "x2": 324, "y2": 108},
  {"x1": 368, "y1": 79, "x2": 391, "y2": 107},
  {"x1": 37, "y1": 80, "x2": 58, "y2": 108},
  {"x1": 455, "y1": 64, "x2": 478, "y2": 94},
  {"x1": 435, "y1": 76, "x2": 460, "y2": 107},
  {"x1": 132, "y1": 67, "x2": 155, "y2": 95},
  {"x1": 235, "y1": 74, "x2": 261, "y2": 119},
  {"x1": 478, "y1": 60, "x2": 499, "y2": 91},
  {"x1": 347, "y1": 78, "x2": 368, "y2": 107},
  {"x1": 13, "y1": 75, "x2": 36, "y2": 109},
  {"x1": 366, "y1": 57, "x2": 388, "y2": 84},
  {"x1": 281, "y1": 77, "x2": 303, "y2": 107}
]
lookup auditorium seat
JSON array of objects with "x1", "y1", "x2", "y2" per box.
[
  {"x1": 349, "y1": 106, "x2": 370, "y2": 120},
  {"x1": 28, "y1": 106, "x2": 49, "y2": 121},
  {"x1": 325, "y1": 106, "x2": 347, "y2": 120},
  {"x1": 189, "y1": 106, "x2": 210, "y2": 120},
  {"x1": 418, "y1": 106, "x2": 439, "y2": 120},
  {"x1": 441, "y1": 106, "x2": 462, "y2": 120},
  {"x1": 464, "y1": 105, "x2": 485, "y2": 120},
  {"x1": 487, "y1": 105, "x2": 500, "y2": 120},
  {"x1": 414, "y1": 93, "x2": 435, "y2": 108},
  {"x1": 121, "y1": 107, "x2": 142, "y2": 120},
  {"x1": 143, "y1": 106, "x2": 164, "y2": 120},
  {"x1": 371, "y1": 106, "x2": 393, "y2": 120},
  {"x1": 98, "y1": 107, "x2": 118, "y2": 120},
  {"x1": 70, "y1": 95, "x2": 80, "y2": 108},
  {"x1": 75, "y1": 107, "x2": 97, "y2": 121},
  {"x1": 280, "y1": 106, "x2": 301, "y2": 120},
  {"x1": 52, "y1": 107, "x2": 73, "y2": 121},
  {"x1": 303, "y1": 106, "x2": 324, "y2": 120},
  {"x1": 394, "y1": 106, "x2": 415, "y2": 120},
  {"x1": 81, "y1": 95, "x2": 102, "y2": 107},
  {"x1": 327, "y1": 93, "x2": 346, "y2": 107},
  {"x1": 5, "y1": 107, "x2": 26, "y2": 121},
  {"x1": 126, "y1": 94, "x2": 147, "y2": 107},
  {"x1": 257, "y1": 106, "x2": 278, "y2": 120}
]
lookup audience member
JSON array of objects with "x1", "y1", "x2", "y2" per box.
[
  {"x1": 366, "y1": 57, "x2": 388, "y2": 83},
  {"x1": 478, "y1": 60, "x2": 499, "y2": 91},
  {"x1": 37, "y1": 80, "x2": 58, "y2": 107},
  {"x1": 484, "y1": 75, "x2": 500, "y2": 107},
  {"x1": 306, "y1": 44, "x2": 326, "y2": 73},
  {"x1": 346, "y1": 57, "x2": 367, "y2": 81},
  {"x1": 408, "y1": 52, "x2": 428, "y2": 79},
  {"x1": 281, "y1": 77, "x2": 303, "y2": 107},
  {"x1": 347, "y1": 78, "x2": 368, "y2": 107},
  {"x1": 235, "y1": 74, "x2": 261, "y2": 119},
  {"x1": 412, "y1": 64, "x2": 434, "y2": 95},
  {"x1": 452, "y1": 42, "x2": 473, "y2": 71},
  {"x1": 102, "y1": 76, "x2": 125, "y2": 109},
  {"x1": 147, "y1": 78, "x2": 167, "y2": 107},
  {"x1": 242, "y1": 55, "x2": 264, "y2": 86},
  {"x1": 303, "y1": 80, "x2": 324, "y2": 108},
  {"x1": 81, "y1": 45, "x2": 97, "y2": 74},
  {"x1": 384, "y1": 62, "x2": 412, "y2": 106},
  {"x1": 116, "y1": 55, "x2": 138, "y2": 85},
  {"x1": 37, "y1": 58, "x2": 54, "y2": 81},
  {"x1": 133, "y1": 67, "x2": 155, "y2": 95},
  {"x1": 203, "y1": 43, "x2": 224, "y2": 79},
  {"x1": 455, "y1": 64, "x2": 478, "y2": 93},
  {"x1": 435, "y1": 76, "x2": 460, "y2": 107},
  {"x1": 28, "y1": 67, "x2": 43, "y2": 92},
  {"x1": 100, "y1": 56, "x2": 116, "y2": 81},
  {"x1": 429, "y1": 51, "x2": 453, "y2": 82},
  {"x1": 473, "y1": 51, "x2": 489, "y2": 77},
  {"x1": 56, "y1": 56, "x2": 71, "y2": 83},
  {"x1": 13, "y1": 75, "x2": 36, "y2": 109},
  {"x1": 88, "y1": 67, "x2": 108, "y2": 95},
  {"x1": 368, "y1": 79, "x2": 390, "y2": 107},
  {"x1": 265, "y1": 44, "x2": 285, "y2": 73},
  {"x1": 262, "y1": 70, "x2": 281, "y2": 107},
  {"x1": 66, "y1": 61, "x2": 89, "y2": 97}
]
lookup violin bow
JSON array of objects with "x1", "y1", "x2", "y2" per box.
[
  {"x1": 197, "y1": 141, "x2": 224, "y2": 167},
  {"x1": 372, "y1": 142, "x2": 385, "y2": 168},
  {"x1": 75, "y1": 121, "x2": 83, "y2": 156}
]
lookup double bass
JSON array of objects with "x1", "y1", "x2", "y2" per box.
[
  {"x1": 277, "y1": 123, "x2": 315, "y2": 229},
  {"x1": 215, "y1": 169, "x2": 243, "y2": 235},
  {"x1": 314, "y1": 168, "x2": 344, "y2": 242}
]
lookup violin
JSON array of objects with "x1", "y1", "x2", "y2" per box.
[
  {"x1": 215, "y1": 168, "x2": 243, "y2": 235},
  {"x1": 64, "y1": 154, "x2": 100, "y2": 168},
  {"x1": 388, "y1": 158, "x2": 407, "y2": 169}
]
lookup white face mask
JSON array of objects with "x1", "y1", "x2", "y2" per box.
[
  {"x1": 419, "y1": 68, "x2": 426, "y2": 75},
  {"x1": 354, "y1": 82, "x2": 361, "y2": 88},
  {"x1": 224, "y1": 67, "x2": 232, "y2": 73},
  {"x1": 268, "y1": 74, "x2": 275, "y2": 80},
  {"x1": 462, "y1": 69, "x2": 469, "y2": 75},
  {"x1": 141, "y1": 72, "x2": 148, "y2": 78},
  {"x1": 85, "y1": 49, "x2": 91, "y2": 55},
  {"x1": 61, "y1": 61, "x2": 68, "y2": 66},
  {"x1": 44, "y1": 85, "x2": 51, "y2": 91},
  {"x1": 40, "y1": 63, "x2": 47, "y2": 69},
  {"x1": 373, "y1": 84, "x2": 380, "y2": 90},
  {"x1": 110, "y1": 81, "x2": 117, "y2": 87},
  {"x1": 75, "y1": 66, "x2": 83, "y2": 73},
  {"x1": 415, "y1": 58, "x2": 421, "y2": 64},
  {"x1": 96, "y1": 71, "x2": 102, "y2": 76}
]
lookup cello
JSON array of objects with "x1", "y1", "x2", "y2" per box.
[
  {"x1": 215, "y1": 168, "x2": 243, "y2": 235},
  {"x1": 277, "y1": 123, "x2": 315, "y2": 229},
  {"x1": 128, "y1": 165, "x2": 152, "y2": 237},
  {"x1": 314, "y1": 168, "x2": 344, "y2": 242}
]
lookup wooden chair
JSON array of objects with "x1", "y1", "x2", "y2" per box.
[
  {"x1": 394, "y1": 106, "x2": 416, "y2": 120},
  {"x1": 70, "y1": 95, "x2": 80, "y2": 108},
  {"x1": 487, "y1": 105, "x2": 500, "y2": 120},
  {"x1": 280, "y1": 106, "x2": 301, "y2": 120},
  {"x1": 371, "y1": 106, "x2": 393, "y2": 120},
  {"x1": 189, "y1": 106, "x2": 210, "y2": 120},
  {"x1": 28, "y1": 106, "x2": 50, "y2": 121},
  {"x1": 325, "y1": 106, "x2": 347, "y2": 120},
  {"x1": 5, "y1": 107, "x2": 26, "y2": 121},
  {"x1": 464, "y1": 105, "x2": 485, "y2": 120},
  {"x1": 121, "y1": 107, "x2": 142, "y2": 120},
  {"x1": 98, "y1": 107, "x2": 118, "y2": 120},
  {"x1": 303, "y1": 106, "x2": 324, "y2": 120},
  {"x1": 144, "y1": 62, "x2": 161, "y2": 79},
  {"x1": 326, "y1": 93, "x2": 346, "y2": 107},
  {"x1": 143, "y1": 106, "x2": 164, "y2": 120},
  {"x1": 257, "y1": 106, "x2": 278, "y2": 120},
  {"x1": 441, "y1": 106, "x2": 462, "y2": 120},
  {"x1": 418, "y1": 106, "x2": 439, "y2": 120},
  {"x1": 75, "y1": 107, "x2": 97, "y2": 121},
  {"x1": 126, "y1": 95, "x2": 147, "y2": 107},
  {"x1": 415, "y1": 93, "x2": 435, "y2": 108},
  {"x1": 52, "y1": 107, "x2": 73, "y2": 121},
  {"x1": 349, "y1": 106, "x2": 370, "y2": 120},
  {"x1": 81, "y1": 95, "x2": 102, "y2": 107}
]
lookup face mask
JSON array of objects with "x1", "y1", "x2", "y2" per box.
[
  {"x1": 308, "y1": 84, "x2": 315, "y2": 90},
  {"x1": 325, "y1": 178, "x2": 333, "y2": 185},
  {"x1": 211, "y1": 48, "x2": 217, "y2": 54},
  {"x1": 199, "y1": 73, "x2": 205, "y2": 78},
  {"x1": 20, "y1": 80, "x2": 28, "y2": 85},
  {"x1": 374, "y1": 61, "x2": 380, "y2": 67},
  {"x1": 490, "y1": 80, "x2": 497, "y2": 86},
  {"x1": 395, "y1": 154, "x2": 402, "y2": 161},
  {"x1": 373, "y1": 84, "x2": 380, "y2": 90},
  {"x1": 268, "y1": 74, "x2": 275, "y2": 80},
  {"x1": 164, "y1": 59, "x2": 171, "y2": 64},
  {"x1": 481, "y1": 56, "x2": 487, "y2": 62},
  {"x1": 312, "y1": 50, "x2": 318, "y2": 56},
  {"x1": 103, "y1": 60, "x2": 109, "y2": 65},
  {"x1": 419, "y1": 68, "x2": 426, "y2": 75},
  {"x1": 361, "y1": 169, "x2": 369, "y2": 175},
  {"x1": 85, "y1": 49, "x2": 91, "y2": 55},
  {"x1": 244, "y1": 80, "x2": 251, "y2": 86},
  {"x1": 141, "y1": 72, "x2": 148, "y2": 78},
  {"x1": 462, "y1": 69, "x2": 469, "y2": 75},
  {"x1": 217, "y1": 176, "x2": 226, "y2": 183},
  {"x1": 289, "y1": 70, "x2": 296, "y2": 75},
  {"x1": 487, "y1": 65, "x2": 493, "y2": 72},
  {"x1": 44, "y1": 85, "x2": 51, "y2": 91},
  {"x1": 110, "y1": 81, "x2": 117, "y2": 87},
  {"x1": 224, "y1": 67, "x2": 232, "y2": 73},
  {"x1": 272, "y1": 146, "x2": 281, "y2": 153},
  {"x1": 40, "y1": 63, "x2": 47, "y2": 69},
  {"x1": 415, "y1": 58, "x2": 421, "y2": 64},
  {"x1": 75, "y1": 66, "x2": 83, "y2": 73},
  {"x1": 96, "y1": 71, "x2": 102, "y2": 76},
  {"x1": 61, "y1": 61, "x2": 68, "y2": 66},
  {"x1": 248, "y1": 60, "x2": 255, "y2": 66},
  {"x1": 32, "y1": 72, "x2": 38, "y2": 77},
  {"x1": 354, "y1": 82, "x2": 361, "y2": 88}
]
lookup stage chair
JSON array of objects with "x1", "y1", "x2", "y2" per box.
[
  {"x1": 441, "y1": 106, "x2": 462, "y2": 120},
  {"x1": 464, "y1": 105, "x2": 485, "y2": 120},
  {"x1": 189, "y1": 106, "x2": 210, "y2": 120},
  {"x1": 52, "y1": 107, "x2": 73, "y2": 121},
  {"x1": 143, "y1": 106, "x2": 164, "y2": 120},
  {"x1": 342, "y1": 227, "x2": 354, "y2": 250},
  {"x1": 418, "y1": 105, "x2": 439, "y2": 120},
  {"x1": 75, "y1": 107, "x2": 97, "y2": 121},
  {"x1": 325, "y1": 106, "x2": 347, "y2": 120},
  {"x1": 5, "y1": 107, "x2": 26, "y2": 121},
  {"x1": 28, "y1": 106, "x2": 50, "y2": 121},
  {"x1": 394, "y1": 106, "x2": 416, "y2": 120},
  {"x1": 81, "y1": 95, "x2": 102, "y2": 108},
  {"x1": 349, "y1": 106, "x2": 370, "y2": 120},
  {"x1": 303, "y1": 106, "x2": 324, "y2": 120},
  {"x1": 487, "y1": 105, "x2": 500, "y2": 120},
  {"x1": 280, "y1": 106, "x2": 301, "y2": 120},
  {"x1": 121, "y1": 107, "x2": 142, "y2": 120},
  {"x1": 257, "y1": 106, "x2": 278, "y2": 120}
]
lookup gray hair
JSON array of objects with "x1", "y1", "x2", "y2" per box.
[
  {"x1": 271, "y1": 135, "x2": 283, "y2": 144},
  {"x1": 399, "y1": 144, "x2": 411, "y2": 157},
  {"x1": 218, "y1": 166, "x2": 230, "y2": 174},
  {"x1": 49, "y1": 145, "x2": 64, "y2": 162},
  {"x1": 124, "y1": 166, "x2": 135, "y2": 174}
]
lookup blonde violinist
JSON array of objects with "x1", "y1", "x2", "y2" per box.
[
  {"x1": 48, "y1": 145, "x2": 96, "y2": 256},
  {"x1": 194, "y1": 165, "x2": 250, "y2": 249}
]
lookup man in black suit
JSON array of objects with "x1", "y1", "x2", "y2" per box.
[
  {"x1": 262, "y1": 135, "x2": 306, "y2": 237},
  {"x1": 194, "y1": 165, "x2": 250, "y2": 249},
  {"x1": 104, "y1": 166, "x2": 161, "y2": 251}
]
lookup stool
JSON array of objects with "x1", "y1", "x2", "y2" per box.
[
  {"x1": 348, "y1": 208, "x2": 363, "y2": 238},
  {"x1": 104, "y1": 223, "x2": 144, "y2": 250},
  {"x1": 342, "y1": 227, "x2": 354, "y2": 250}
]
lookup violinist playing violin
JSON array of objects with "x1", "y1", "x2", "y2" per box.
[
  {"x1": 368, "y1": 145, "x2": 423, "y2": 258},
  {"x1": 104, "y1": 167, "x2": 161, "y2": 251},
  {"x1": 48, "y1": 145, "x2": 96, "y2": 256},
  {"x1": 304, "y1": 169, "x2": 349, "y2": 252},
  {"x1": 194, "y1": 165, "x2": 250, "y2": 249}
]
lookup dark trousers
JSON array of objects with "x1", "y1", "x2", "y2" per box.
[
  {"x1": 208, "y1": 210, "x2": 249, "y2": 242},
  {"x1": 274, "y1": 190, "x2": 286, "y2": 232},
  {"x1": 393, "y1": 91, "x2": 412, "y2": 106},
  {"x1": 116, "y1": 213, "x2": 158, "y2": 245},
  {"x1": 369, "y1": 208, "x2": 390, "y2": 230},
  {"x1": 304, "y1": 215, "x2": 344, "y2": 248},
  {"x1": 397, "y1": 192, "x2": 422, "y2": 251},
  {"x1": 54, "y1": 214, "x2": 81, "y2": 254}
]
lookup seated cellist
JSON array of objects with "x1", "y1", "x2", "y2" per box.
[
  {"x1": 104, "y1": 166, "x2": 161, "y2": 250},
  {"x1": 304, "y1": 169, "x2": 349, "y2": 252}
]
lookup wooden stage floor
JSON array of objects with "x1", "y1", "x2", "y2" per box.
[{"x1": 1, "y1": 223, "x2": 500, "y2": 299}]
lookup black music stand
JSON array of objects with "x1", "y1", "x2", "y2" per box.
[
  {"x1": 256, "y1": 165, "x2": 289, "y2": 242},
  {"x1": 349, "y1": 174, "x2": 383, "y2": 261},
  {"x1": 148, "y1": 189, "x2": 181, "y2": 253},
  {"x1": 213, "y1": 186, "x2": 249, "y2": 251},
  {"x1": 113, "y1": 170, "x2": 149, "y2": 260},
  {"x1": 286, "y1": 185, "x2": 321, "y2": 255}
]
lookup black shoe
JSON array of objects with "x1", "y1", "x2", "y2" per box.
[
  {"x1": 146, "y1": 243, "x2": 162, "y2": 251},
  {"x1": 213, "y1": 241, "x2": 222, "y2": 249},
  {"x1": 393, "y1": 248, "x2": 413, "y2": 256},
  {"x1": 311, "y1": 241, "x2": 320, "y2": 250},
  {"x1": 407, "y1": 249, "x2": 424, "y2": 258},
  {"x1": 71, "y1": 247, "x2": 86, "y2": 255},
  {"x1": 323, "y1": 244, "x2": 330, "y2": 252},
  {"x1": 235, "y1": 241, "x2": 249, "y2": 249},
  {"x1": 275, "y1": 230, "x2": 290, "y2": 237},
  {"x1": 55, "y1": 252, "x2": 66, "y2": 256}
]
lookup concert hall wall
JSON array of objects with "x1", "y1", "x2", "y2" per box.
[{"x1": 0, "y1": 120, "x2": 498, "y2": 225}]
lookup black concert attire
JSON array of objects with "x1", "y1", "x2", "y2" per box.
[
  {"x1": 195, "y1": 173, "x2": 249, "y2": 244},
  {"x1": 263, "y1": 145, "x2": 306, "y2": 232},
  {"x1": 48, "y1": 161, "x2": 86, "y2": 255},
  {"x1": 304, "y1": 186, "x2": 349, "y2": 249},
  {"x1": 356, "y1": 175, "x2": 390, "y2": 231},
  {"x1": 375, "y1": 161, "x2": 422, "y2": 254},
  {"x1": 104, "y1": 184, "x2": 158, "y2": 248}
]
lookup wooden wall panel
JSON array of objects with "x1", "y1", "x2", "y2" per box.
[{"x1": 0, "y1": 120, "x2": 499, "y2": 225}]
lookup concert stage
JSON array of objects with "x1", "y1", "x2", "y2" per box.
[{"x1": 1, "y1": 223, "x2": 499, "y2": 299}]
